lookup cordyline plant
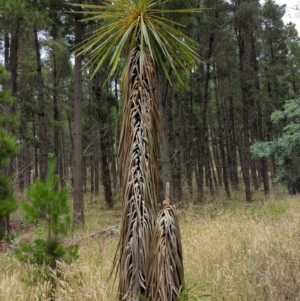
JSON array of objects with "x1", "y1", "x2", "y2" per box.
[{"x1": 71, "y1": 0, "x2": 202, "y2": 300}]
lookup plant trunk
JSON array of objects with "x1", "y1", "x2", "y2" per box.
[
  {"x1": 226, "y1": 96, "x2": 239, "y2": 190},
  {"x1": 235, "y1": 22, "x2": 252, "y2": 201},
  {"x1": 241, "y1": 96, "x2": 252, "y2": 201},
  {"x1": 92, "y1": 74, "x2": 113, "y2": 208},
  {"x1": 90, "y1": 156, "x2": 95, "y2": 195},
  {"x1": 73, "y1": 12, "x2": 84, "y2": 226},
  {"x1": 249, "y1": 30, "x2": 269, "y2": 195},
  {"x1": 117, "y1": 40, "x2": 159, "y2": 300},
  {"x1": 214, "y1": 72, "x2": 231, "y2": 199},
  {"x1": 33, "y1": 23, "x2": 48, "y2": 183},
  {"x1": 52, "y1": 51, "x2": 61, "y2": 183},
  {"x1": 209, "y1": 106, "x2": 222, "y2": 187},
  {"x1": 83, "y1": 156, "x2": 87, "y2": 194},
  {"x1": 94, "y1": 158, "x2": 100, "y2": 196},
  {"x1": 197, "y1": 33, "x2": 214, "y2": 202},
  {"x1": 157, "y1": 68, "x2": 172, "y2": 204},
  {"x1": 1, "y1": 26, "x2": 20, "y2": 236},
  {"x1": 172, "y1": 92, "x2": 183, "y2": 203},
  {"x1": 184, "y1": 84, "x2": 194, "y2": 200},
  {"x1": 18, "y1": 114, "x2": 31, "y2": 191}
]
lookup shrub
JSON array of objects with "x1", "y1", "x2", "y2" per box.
[{"x1": 251, "y1": 98, "x2": 300, "y2": 194}]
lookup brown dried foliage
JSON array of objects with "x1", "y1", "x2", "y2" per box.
[{"x1": 116, "y1": 36, "x2": 160, "y2": 300}]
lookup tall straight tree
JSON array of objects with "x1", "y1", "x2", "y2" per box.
[
  {"x1": 0, "y1": 0, "x2": 22, "y2": 232},
  {"x1": 73, "y1": 5, "x2": 84, "y2": 226},
  {"x1": 0, "y1": 65, "x2": 19, "y2": 238},
  {"x1": 157, "y1": 68, "x2": 172, "y2": 202},
  {"x1": 33, "y1": 23, "x2": 48, "y2": 182},
  {"x1": 248, "y1": 16, "x2": 270, "y2": 195},
  {"x1": 232, "y1": 0, "x2": 255, "y2": 201},
  {"x1": 45, "y1": 38, "x2": 72, "y2": 186},
  {"x1": 73, "y1": 1, "x2": 202, "y2": 300},
  {"x1": 91, "y1": 71, "x2": 113, "y2": 208}
]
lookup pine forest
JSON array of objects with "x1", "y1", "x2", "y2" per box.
[{"x1": 1, "y1": 0, "x2": 300, "y2": 300}]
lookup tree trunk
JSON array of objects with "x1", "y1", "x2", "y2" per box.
[
  {"x1": 60, "y1": 130, "x2": 67, "y2": 188},
  {"x1": 235, "y1": 22, "x2": 252, "y2": 201},
  {"x1": 94, "y1": 157, "x2": 100, "y2": 196},
  {"x1": 106, "y1": 93, "x2": 117, "y2": 195},
  {"x1": 93, "y1": 74, "x2": 113, "y2": 208},
  {"x1": 157, "y1": 68, "x2": 172, "y2": 204},
  {"x1": 250, "y1": 158, "x2": 259, "y2": 190},
  {"x1": 214, "y1": 72, "x2": 231, "y2": 199},
  {"x1": 73, "y1": 12, "x2": 84, "y2": 226},
  {"x1": 18, "y1": 113, "x2": 31, "y2": 191},
  {"x1": 83, "y1": 156, "x2": 87, "y2": 194},
  {"x1": 52, "y1": 50, "x2": 61, "y2": 182},
  {"x1": 240, "y1": 90, "x2": 252, "y2": 201},
  {"x1": 184, "y1": 83, "x2": 194, "y2": 200},
  {"x1": 4, "y1": 33, "x2": 9, "y2": 68},
  {"x1": 249, "y1": 30, "x2": 269, "y2": 195},
  {"x1": 226, "y1": 96, "x2": 239, "y2": 190},
  {"x1": 172, "y1": 92, "x2": 183, "y2": 203},
  {"x1": 197, "y1": 33, "x2": 215, "y2": 202},
  {"x1": 209, "y1": 107, "x2": 222, "y2": 187},
  {"x1": 32, "y1": 112, "x2": 39, "y2": 180},
  {"x1": 33, "y1": 23, "x2": 48, "y2": 182},
  {"x1": 90, "y1": 156, "x2": 95, "y2": 195},
  {"x1": 1, "y1": 29, "x2": 19, "y2": 236}
]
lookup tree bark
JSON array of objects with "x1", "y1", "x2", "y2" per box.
[
  {"x1": 249, "y1": 30, "x2": 269, "y2": 195},
  {"x1": 73, "y1": 12, "x2": 84, "y2": 226},
  {"x1": 172, "y1": 92, "x2": 183, "y2": 203},
  {"x1": 18, "y1": 113, "x2": 30, "y2": 191},
  {"x1": 157, "y1": 68, "x2": 172, "y2": 204},
  {"x1": 1, "y1": 28, "x2": 19, "y2": 236},
  {"x1": 93, "y1": 75, "x2": 113, "y2": 208},
  {"x1": 197, "y1": 32, "x2": 215, "y2": 202},
  {"x1": 4, "y1": 33, "x2": 9, "y2": 68},
  {"x1": 107, "y1": 100, "x2": 118, "y2": 194},
  {"x1": 94, "y1": 157, "x2": 100, "y2": 196},
  {"x1": 209, "y1": 107, "x2": 222, "y2": 187},
  {"x1": 90, "y1": 156, "x2": 95, "y2": 195},
  {"x1": 234, "y1": 20, "x2": 252, "y2": 201},
  {"x1": 214, "y1": 72, "x2": 231, "y2": 199},
  {"x1": 32, "y1": 112, "x2": 39, "y2": 180},
  {"x1": 52, "y1": 50, "x2": 61, "y2": 183},
  {"x1": 240, "y1": 83, "x2": 252, "y2": 201},
  {"x1": 33, "y1": 23, "x2": 48, "y2": 182},
  {"x1": 226, "y1": 96, "x2": 239, "y2": 190},
  {"x1": 184, "y1": 83, "x2": 194, "y2": 200},
  {"x1": 83, "y1": 156, "x2": 87, "y2": 194}
]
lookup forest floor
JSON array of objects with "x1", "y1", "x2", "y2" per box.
[{"x1": 1, "y1": 187, "x2": 300, "y2": 300}]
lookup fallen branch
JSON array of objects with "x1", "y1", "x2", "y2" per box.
[
  {"x1": 90, "y1": 224, "x2": 119, "y2": 238},
  {"x1": 65, "y1": 224, "x2": 119, "y2": 246}
]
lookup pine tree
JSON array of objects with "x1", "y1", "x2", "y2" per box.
[
  {"x1": 0, "y1": 64, "x2": 19, "y2": 239},
  {"x1": 15, "y1": 153, "x2": 78, "y2": 267},
  {"x1": 252, "y1": 98, "x2": 300, "y2": 194},
  {"x1": 13, "y1": 153, "x2": 78, "y2": 301}
]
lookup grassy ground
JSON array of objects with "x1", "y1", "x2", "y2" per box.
[{"x1": 1, "y1": 188, "x2": 300, "y2": 300}]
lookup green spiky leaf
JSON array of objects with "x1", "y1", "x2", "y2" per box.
[{"x1": 70, "y1": 0, "x2": 202, "y2": 84}]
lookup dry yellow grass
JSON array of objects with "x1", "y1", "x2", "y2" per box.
[{"x1": 1, "y1": 191, "x2": 300, "y2": 300}]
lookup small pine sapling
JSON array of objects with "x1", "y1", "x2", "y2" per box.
[{"x1": 14, "y1": 154, "x2": 78, "y2": 268}]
